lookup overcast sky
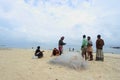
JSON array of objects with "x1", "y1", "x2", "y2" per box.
[{"x1": 0, "y1": 0, "x2": 120, "y2": 48}]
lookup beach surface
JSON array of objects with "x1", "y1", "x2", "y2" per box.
[{"x1": 0, "y1": 48, "x2": 120, "y2": 80}]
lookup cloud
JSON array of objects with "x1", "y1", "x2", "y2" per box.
[{"x1": 0, "y1": 0, "x2": 120, "y2": 48}]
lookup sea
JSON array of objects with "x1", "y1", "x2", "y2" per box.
[
  {"x1": 64, "y1": 47, "x2": 120, "y2": 54},
  {"x1": 0, "y1": 45, "x2": 120, "y2": 54}
]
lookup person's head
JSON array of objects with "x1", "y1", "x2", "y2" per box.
[
  {"x1": 37, "y1": 46, "x2": 40, "y2": 49},
  {"x1": 54, "y1": 48, "x2": 57, "y2": 50},
  {"x1": 97, "y1": 35, "x2": 101, "y2": 39},
  {"x1": 61, "y1": 36, "x2": 64, "y2": 40},
  {"x1": 83, "y1": 35, "x2": 86, "y2": 38},
  {"x1": 87, "y1": 36, "x2": 91, "y2": 40}
]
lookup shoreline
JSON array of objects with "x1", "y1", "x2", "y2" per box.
[{"x1": 0, "y1": 47, "x2": 120, "y2": 54}]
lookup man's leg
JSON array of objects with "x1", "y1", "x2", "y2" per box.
[
  {"x1": 96, "y1": 49, "x2": 99, "y2": 61},
  {"x1": 84, "y1": 48, "x2": 87, "y2": 60},
  {"x1": 89, "y1": 52, "x2": 93, "y2": 60},
  {"x1": 59, "y1": 46, "x2": 63, "y2": 55},
  {"x1": 100, "y1": 49, "x2": 104, "y2": 61}
]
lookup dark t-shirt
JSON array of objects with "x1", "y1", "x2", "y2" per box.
[
  {"x1": 35, "y1": 49, "x2": 43, "y2": 58},
  {"x1": 96, "y1": 39, "x2": 104, "y2": 49},
  {"x1": 35, "y1": 49, "x2": 40, "y2": 56},
  {"x1": 58, "y1": 39, "x2": 66, "y2": 46}
]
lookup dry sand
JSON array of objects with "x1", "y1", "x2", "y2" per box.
[{"x1": 0, "y1": 48, "x2": 120, "y2": 80}]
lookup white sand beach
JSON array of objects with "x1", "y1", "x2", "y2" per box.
[{"x1": 0, "y1": 48, "x2": 120, "y2": 80}]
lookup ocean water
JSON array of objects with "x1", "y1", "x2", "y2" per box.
[
  {"x1": 0, "y1": 45, "x2": 120, "y2": 54},
  {"x1": 103, "y1": 47, "x2": 120, "y2": 54},
  {"x1": 64, "y1": 47, "x2": 120, "y2": 54}
]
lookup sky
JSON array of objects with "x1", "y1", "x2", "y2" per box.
[{"x1": 0, "y1": 0, "x2": 120, "y2": 49}]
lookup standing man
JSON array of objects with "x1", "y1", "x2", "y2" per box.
[
  {"x1": 81, "y1": 35, "x2": 88, "y2": 60},
  {"x1": 96, "y1": 35, "x2": 104, "y2": 61},
  {"x1": 87, "y1": 36, "x2": 93, "y2": 61},
  {"x1": 58, "y1": 36, "x2": 66, "y2": 55}
]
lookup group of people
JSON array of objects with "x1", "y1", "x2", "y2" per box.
[
  {"x1": 34, "y1": 36, "x2": 66, "y2": 58},
  {"x1": 34, "y1": 35, "x2": 104, "y2": 62},
  {"x1": 81, "y1": 34, "x2": 104, "y2": 61},
  {"x1": 51, "y1": 36, "x2": 66, "y2": 57},
  {"x1": 81, "y1": 35, "x2": 93, "y2": 61},
  {"x1": 69, "y1": 48, "x2": 75, "y2": 52}
]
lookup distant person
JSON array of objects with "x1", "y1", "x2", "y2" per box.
[
  {"x1": 34, "y1": 46, "x2": 44, "y2": 58},
  {"x1": 58, "y1": 36, "x2": 66, "y2": 55},
  {"x1": 96, "y1": 35, "x2": 104, "y2": 61},
  {"x1": 72, "y1": 48, "x2": 74, "y2": 52},
  {"x1": 69, "y1": 48, "x2": 71, "y2": 52},
  {"x1": 87, "y1": 36, "x2": 93, "y2": 61},
  {"x1": 51, "y1": 48, "x2": 60, "y2": 57},
  {"x1": 81, "y1": 35, "x2": 88, "y2": 60}
]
